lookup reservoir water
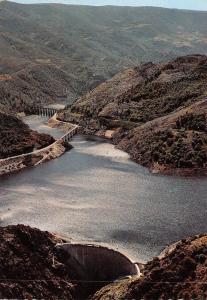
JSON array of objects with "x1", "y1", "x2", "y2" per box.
[{"x1": 0, "y1": 115, "x2": 207, "y2": 261}]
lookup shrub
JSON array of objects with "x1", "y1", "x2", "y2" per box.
[
  {"x1": 181, "y1": 257, "x2": 197, "y2": 273},
  {"x1": 176, "y1": 113, "x2": 206, "y2": 132},
  {"x1": 195, "y1": 254, "x2": 206, "y2": 264}
]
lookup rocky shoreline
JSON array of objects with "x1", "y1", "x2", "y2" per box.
[{"x1": 69, "y1": 125, "x2": 207, "y2": 177}]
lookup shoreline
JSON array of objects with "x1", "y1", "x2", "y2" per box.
[
  {"x1": 77, "y1": 126, "x2": 207, "y2": 177},
  {"x1": 149, "y1": 161, "x2": 207, "y2": 177},
  {"x1": 0, "y1": 115, "x2": 79, "y2": 177},
  {"x1": 95, "y1": 130, "x2": 207, "y2": 177},
  {"x1": 0, "y1": 139, "x2": 69, "y2": 177},
  {"x1": 2, "y1": 112, "x2": 206, "y2": 178}
]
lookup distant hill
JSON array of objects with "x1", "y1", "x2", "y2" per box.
[{"x1": 0, "y1": 1, "x2": 207, "y2": 110}]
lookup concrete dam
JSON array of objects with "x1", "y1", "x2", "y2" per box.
[{"x1": 56, "y1": 243, "x2": 140, "y2": 283}]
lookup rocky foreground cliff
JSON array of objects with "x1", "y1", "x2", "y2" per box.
[
  {"x1": 59, "y1": 54, "x2": 207, "y2": 175},
  {"x1": 0, "y1": 225, "x2": 78, "y2": 299},
  {"x1": 0, "y1": 225, "x2": 207, "y2": 300}
]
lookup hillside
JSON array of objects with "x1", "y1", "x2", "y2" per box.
[
  {"x1": 59, "y1": 54, "x2": 207, "y2": 175},
  {"x1": 92, "y1": 234, "x2": 207, "y2": 300},
  {"x1": 0, "y1": 225, "x2": 77, "y2": 299},
  {"x1": 0, "y1": 110, "x2": 54, "y2": 159},
  {"x1": 1, "y1": 1, "x2": 207, "y2": 110}
]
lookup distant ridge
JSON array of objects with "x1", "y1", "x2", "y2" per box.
[
  {"x1": 0, "y1": 1, "x2": 207, "y2": 111},
  {"x1": 6, "y1": 0, "x2": 207, "y2": 11}
]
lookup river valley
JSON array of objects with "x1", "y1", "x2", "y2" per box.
[{"x1": 0, "y1": 115, "x2": 207, "y2": 262}]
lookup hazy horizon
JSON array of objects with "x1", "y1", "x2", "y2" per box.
[{"x1": 8, "y1": 0, "x2": 207, "y2": 11}]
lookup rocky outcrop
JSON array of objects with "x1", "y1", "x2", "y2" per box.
[{"x1": 59, "y1": 55, "x2": 207, "y2": 175}]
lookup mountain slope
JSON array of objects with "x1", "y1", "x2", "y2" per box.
[
  {"x1": 91, "y1": 234, "x2": 207, "y2": 300},
  {"x1": 1, "y1": 1, "x2": 207, "y2": 110},
  {"x1": 59, "y1": 54, "x2": 207, "y2": 175}
]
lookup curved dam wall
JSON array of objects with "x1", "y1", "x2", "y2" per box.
[{"x1": 56, "y1": 243, "x2": 139, "y2": 282}]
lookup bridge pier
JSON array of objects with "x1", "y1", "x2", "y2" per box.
[
  {"x1": 26, "y1": 104, "x2": 61, "y2": 117},
  {"x1": 60, "y1": 126, "x2": 78, "y2": 143}
]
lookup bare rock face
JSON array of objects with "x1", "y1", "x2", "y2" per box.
[
  {"x1": 91, "y1": 234, "x2": 207, "y2": 300},
  {"x1": 59, "y1": 55, "x2": 207, "y2": 174}
]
